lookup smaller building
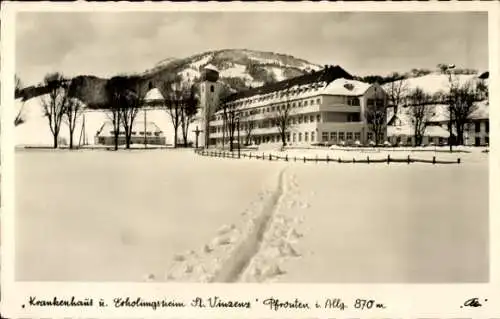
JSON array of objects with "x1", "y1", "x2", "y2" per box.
[
  {"x1": 387, "y1": 100, "x2": 489, "y2": 146},
  {"x1": 95, "y1": 121, "x2": 166, "y2": 146}
]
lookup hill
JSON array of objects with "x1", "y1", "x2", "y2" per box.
[{"x1": 17, "y1": 49, "x2": 322, "y2": 109}]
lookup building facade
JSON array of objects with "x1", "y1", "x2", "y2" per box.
[
  {"x1": 200, "y1": 65, "x2": 388, "y2": 148},
  {"x1": 95, "y1": 121, "x2": 166, "y2": 146}
]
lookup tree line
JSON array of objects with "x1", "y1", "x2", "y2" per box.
[{"x1": 15, "y1": 73, "x2": 199, "y2": 150}]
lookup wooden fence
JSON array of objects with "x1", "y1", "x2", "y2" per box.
[{"x1": 195, "y1": 149, "x2": 462, "y2": 165}]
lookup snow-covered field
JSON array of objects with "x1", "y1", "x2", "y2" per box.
[
  {"x1": 15, "y1": 147, "x2": 489, "y2": 282},
  {"x1": 15, "y1": 149, "x2": 285, "y2": 281}
]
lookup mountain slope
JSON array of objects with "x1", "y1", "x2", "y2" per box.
[{"x1": 17, "y1": 49, "x2": 323, "y2": 110}]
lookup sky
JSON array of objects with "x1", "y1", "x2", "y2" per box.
[{"x1": 16, "y1": 11, "x2": 488, "y2": 87}]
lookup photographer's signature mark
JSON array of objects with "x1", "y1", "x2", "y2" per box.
[{"x1": 461, "y1": 298, "x2": 488, "y2": 308}]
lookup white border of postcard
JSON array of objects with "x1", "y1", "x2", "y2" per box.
[{"x1": 1, "y1": 1, "x2": 499, "y2": 318}]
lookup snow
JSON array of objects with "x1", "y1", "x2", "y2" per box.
[
  {"x1": 270, "y1": 67, "x2": 286, "y2": 81},
  {"x1": 15, "y1": 96, "x2": 202, "y2": 146},
  {"x1": 15, "y1": 147, "x2": 488, "y2": 282},
  {"x1": 178, "y1": 68, "x2": 200, "y2": 81},
  {"x1": 219, "y1": 64, "x2": 252, "y2": 80},
  {"x1": 190, "y1": 54, "x2": 213, "y2": 70},
  {"x1": 15, "y1": 149, "x2": 285, "y2": 281},
  {"x1": 384, "y1": 73, "x2": 480, "y2": 96},
  {"x1": 144, "y1": 88, "x2": 164, "y2": 102},
  {"x1": 324, "y1": 78, "x2": 371, "y2": 96}
]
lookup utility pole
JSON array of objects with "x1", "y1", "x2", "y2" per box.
[
  {"x1": 446, "y1": 64, "x2": 456, "y2": 152},
  {"x1": 144, "y1": 107, "x2": 147, "y2": 148}
]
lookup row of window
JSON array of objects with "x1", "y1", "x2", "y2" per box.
[
  {"x1": 210, "y1": 113, "x2": 324, "y2": 133},
  {"x1": 212, "y1": 98, "x2": 324, "y2": 121},
  {"x1": 321, "y1": 131, "x2": 362, "y2": 142},
  {"x1": 227, "y1": 84, "x2": 325, "y2": 108},
  {"x1": 108, "y1": 131, "x2": 161, "y2": 137}
]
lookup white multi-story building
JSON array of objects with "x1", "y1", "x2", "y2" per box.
[{"x1": 199, "y1": 65, "x2": 388, "y2": 147}]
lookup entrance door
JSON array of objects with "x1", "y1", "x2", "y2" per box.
[{"x1": 475, "y1": 137, "x2": 481, "y2": 146}]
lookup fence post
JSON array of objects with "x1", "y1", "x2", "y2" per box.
[
  {"x1": 249, "y1": 153, "x2": 252, "y2": 159},
  {"x1": 338, "y1": 157, "x2": 341, "y2": 163},
  {"x1": 294, "y1": 156, "x2": 297, "y2": 162},
  {"x1": 407, "y1": 155, "x2": 410, "y2": 164},
  {"x1": 367, "y1": 156, "x2": 370, "y2": 164},
  {"x1": 304, "y1": 156, "x2": 306, "y2": 163},
  {"x1": 269, "y1": 154, "x2": 272, "y2": 161},
  {"x1": 326, "y1": 155, "x2": 329, "y2": 163},
  {"x1": 353, "y1": 158, "x2": 356, "y2": 163},
  {"x1": 387, "y1": 154, "x2": 390, "y2": 164},
  {"x1": 315, "y1": 155, "x2": 318, "y2": 163},
  {"x1": 457, "y1": 158, "x2": 461, "y2": 164},
  {"x1": 285, "y1": 154, "x2": 288, "y2": 161},
  {"x1": 262, "y1": 152, "x2": 265, "y2": 160},
  {"x1": 433, "y1": 156, "x2": 436, "y2": 165}
]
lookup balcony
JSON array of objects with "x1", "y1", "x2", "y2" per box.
[{"x1": 320, "y1": 103, "x2": 361, "y2": 113}]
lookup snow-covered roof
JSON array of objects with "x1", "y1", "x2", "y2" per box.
[
  {"x1": 96, "y1": 121, "x2": 163, "y2": 136},
  {"x1": 323, "y1": 78, "x2": 371, "y2": 96},
  {"x1": 144, "y1": 88, "x2": 164, "y2": 102}
]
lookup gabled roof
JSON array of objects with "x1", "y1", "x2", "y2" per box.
[
  {"x1": 96, "y1": 121, "x2": 163, "y2": 136},
  {"x1": 223, "y1": 65, "x2": 353, "y2": 103}
]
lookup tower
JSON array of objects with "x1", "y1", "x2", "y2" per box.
[{"x1": 199, "y1": 64, "x2": 222, "y2": 148}]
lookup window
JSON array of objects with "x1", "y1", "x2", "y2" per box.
[
  {"x1": 132, "y1": 131, "x2": 137, "y2": 135},
  {"x1": 305, "y1": 132, "x2": 309, "y2": 142},
  {"x1": 287, "y1": 133, "x2": 291, "y2": 142},
  {"x1": 346, "y1": 132, "x2": 353, "y2": 140},
  {"x1": 299, "y1": 116, "x2": 303, "y2": 124},
  {"x1": 311, "y1": 132, "x2": 315, "y2": 142},
  {"x1": 475, "y1": 122, "x2": 481, "y2": 133},
  {"x1": 298, "y1": 101, "x2": 302, "y2": 107},
  {"x1": 310, "y1": 99, "x2": 314, "y2": 105},
  {"x1": 316, "y1": 114, "x2": 321, "y2": 122},
  {"x1": 293, "y1": 133, "x2": 297, "y2": 142},
  {"x1": 292, "y1": 102, "x2": 296, "y2": 108},
  {"x1": 486, "y1": 121, "x2": 489, "y2": 133},
  {"x1": 210, "y1": 85, "x2": 214, "y2": 93},
  {"x1": 310, "y1": 115, "x2": 314, "y2": 122},
  {"x1": 316, "y1": 98, "x2": 321, "y2": 104},
  {"x1": 140, "y1": 132, "x2": 145, "y2": 136},
  {"x1": 331, "y1": 132, "x2": 337, "y2": 142},
  {"x1": 486, "y1": 136, "x2": 489, "y2": 144},
  {"x1": 304, "y1": 101, "x2": 308, "y2": 106},
  {"x1": 154, "y1": 132, "x2": 160, "y2": 137},
  {"x1": 298, "y1": 132, "x2": 302, "y2": 142},
  {"x1": 322, "y1": 132, "x2": 329, "y2": 142},
  {"x1": 304, "y1": 116, "x2": 309, "y2": 123},
  {"x1": 354, "y1": 132, "x2": 361, "y2": 141},
  {"x1": 339, "y1": 132, "x2": 345, "y2": 141},
  {"x1": 293, "y1": 117, "x2": 297, "y2": 124}
]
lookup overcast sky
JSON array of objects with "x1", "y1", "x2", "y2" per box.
[{"x1": 16, "y1": 11, "x2": 488, "y2": 87}]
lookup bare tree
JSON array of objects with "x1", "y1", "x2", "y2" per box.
[
  {"x1": 449, "y1": 81, "x2": 479, "y2": 145},
  {"x1": 15, "y1": 75, "x2": 26, "y2": 126},
  {"x1": 225, "y1": 104, "x2": 239, "y2": 152},
  {"x1": 244, "y1": 113, "x2": 255, "y2": 145},
  {"x1": 180, "y1": 83, "x2": 198, "y2": 147},
  {"x1": 385, "y1": 75, "x2": 408, "y2": 116},
  {"x1": 120, "y1": 76, "x2": 145, "y2": 149},
  {"x1": 365, "y1": 94, "x2": 386, "y2": 146},
  {"x1": 159, "y1": 79, "x2": 184, "y2": 148},
  {"x1": 63, "y1": 94, "x2": 84, "y2": 150},
  {"x1": 105, "y1": 76, "x2": 130, "y2": 150},
  {"x1": 40, "y1": 72, "x2": 69, "y2": 148},
  {"x1": 406, "y1": 87, "x2": 435, "y2": 146},
  {"x1": 270, "y1": 89, "x2": 294, "y2": 149}
]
